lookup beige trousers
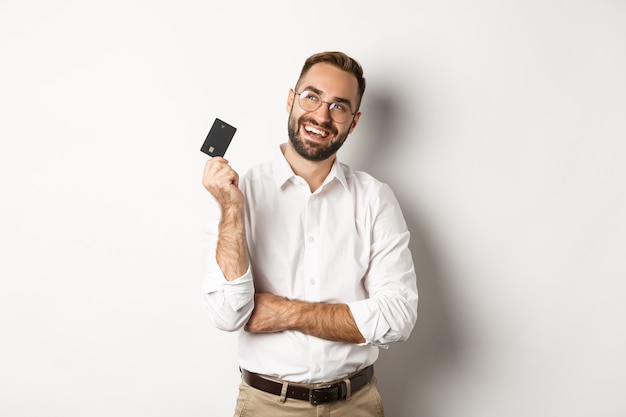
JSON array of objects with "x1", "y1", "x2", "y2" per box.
[{"x1": 232, "y1": 377, "x2": 385, "y2": 417}]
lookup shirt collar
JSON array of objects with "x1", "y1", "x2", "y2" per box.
[{"x1": 271, "y1": 143, "x2": 349, "y2": 190}]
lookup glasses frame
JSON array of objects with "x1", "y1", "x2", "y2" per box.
[{"x1": 294, "y1": 89, "x2": 357, "y2": 124}]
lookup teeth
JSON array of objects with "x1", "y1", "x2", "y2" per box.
[{"x1": 305, "y1": 126, "x2": 327, "y2": 137}]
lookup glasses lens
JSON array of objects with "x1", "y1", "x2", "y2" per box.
[
  {"x1": 328, "y1": 103, "x2": 351, "y2": 123},
  {"x1": 298, "y1": 90, "x2": 321, "y2": 112}
]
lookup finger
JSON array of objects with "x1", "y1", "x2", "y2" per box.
[
  {"x1": 204, "y1": 156, "x2": 231, "y2": 170},
  {"x1": 203, "y1": 159, "x2": 233, "y2": 185}
]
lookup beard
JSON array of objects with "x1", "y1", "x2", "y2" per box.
[{"x1": 287, "y1": 113, "x2": 350, "y2": 162}]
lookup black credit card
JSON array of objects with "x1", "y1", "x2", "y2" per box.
[{"x1": 200, "y1": 118, "x2": 237, "y2": 157}]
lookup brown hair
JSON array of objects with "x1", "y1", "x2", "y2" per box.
[{"x1": 296, "y1": 51, "x2": 366, "y2": 111}]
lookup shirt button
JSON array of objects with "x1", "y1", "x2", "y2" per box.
[
  {"x1": 310, "y1": 279, "x2": 316, "y2": 285},
  {"x1": 308, "y1": 236, "x2": 315, "y2": 242},
  {"x1": 315, "y1": 366, "x2": 321, "y2": 373}
]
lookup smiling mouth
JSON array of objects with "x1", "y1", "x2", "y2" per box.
[{"x1": 303, "y1": 124, "x2": 329, "y2": 140}]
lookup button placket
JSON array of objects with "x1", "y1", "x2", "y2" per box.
[
  {"x1": 304, "y1": 195, "x2": 325, "y2": 380},
  {"x1": 303, "y1": 195, "x2": 321, "y2": 302}
]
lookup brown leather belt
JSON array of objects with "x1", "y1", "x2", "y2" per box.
[{"x1": 241, "y1": 365, "x2": 374, "y2": 405}]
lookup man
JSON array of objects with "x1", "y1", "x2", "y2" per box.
[{"x1": 201, "y1": 51, "x2": 418, "y2": 416}]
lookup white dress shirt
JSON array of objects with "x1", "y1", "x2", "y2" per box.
[{"x1": 202, "y1": 144, "x2": 418, "y2": 383}]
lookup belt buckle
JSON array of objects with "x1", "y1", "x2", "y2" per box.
[{"x1": 309, "y1": 384, "x2": 339, "y2": 405}]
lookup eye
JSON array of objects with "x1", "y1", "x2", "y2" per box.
[
  {"x1": 330, "y1": 103, "x2": 347, "y2": 113},
  {"x1": 302, "y1": 91, "x2": 319, "y2": 102}
]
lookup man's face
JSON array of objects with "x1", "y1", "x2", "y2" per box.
[{"x1": 286, "y1": 62, "x2": 361, "y2": 162}]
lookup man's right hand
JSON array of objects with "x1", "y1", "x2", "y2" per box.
[{"x1": 202, "y1": 157, "x2": 244, "y2": 208}]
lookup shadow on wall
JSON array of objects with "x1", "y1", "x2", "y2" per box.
[{"x1": 351, "y1": 87, "x2": 465, "y2": 417}]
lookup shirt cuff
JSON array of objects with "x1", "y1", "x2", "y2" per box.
[
  {"x1": 347, "y1": 299, "x2": 391, "y2": 346},
  {"x1": 202, "y1": 267, "x2": 254, "y2": 312}
]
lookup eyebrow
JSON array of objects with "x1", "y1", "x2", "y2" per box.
[{"x1": 302, "y1": 85, "x2": 354, "y2": 110}]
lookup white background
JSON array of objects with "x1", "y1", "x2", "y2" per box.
[{"x1": 1, "y1": 1, "x2": 625, "y2": 416}]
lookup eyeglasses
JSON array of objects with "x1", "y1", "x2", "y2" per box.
[{"x1": 294, "y1": 90, "x2": 356, "y2": 124}]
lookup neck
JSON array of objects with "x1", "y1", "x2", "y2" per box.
[{"x1": 282, "y1": 143, "x2": 335, "y2": 192}]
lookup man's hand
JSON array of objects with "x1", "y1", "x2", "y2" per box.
[
  {"x1": 202, "y1": 157, "x2": 244, "y2": 208},
  {"x1": 245, "y1": 293, "x2": 366, "y2": 344}
]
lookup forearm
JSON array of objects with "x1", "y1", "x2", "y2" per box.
[
  {"x1": 246, "y1": 293, "x2": 365, "y2": 344},
  {"x1": 289, "y1": 300, "x2": 365, "y2": 344},
  {"x1": 216, "y1": 205, "x2": 249, "y2": 281}
]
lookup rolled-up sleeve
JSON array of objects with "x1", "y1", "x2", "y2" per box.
[{"x1": 347, "y1": 184, "x2": 418, "y2": 346}]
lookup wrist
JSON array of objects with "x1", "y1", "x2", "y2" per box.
[
  {"x1": 221, "y1": 201, "x2": 244, "y2": 212},
  {"x1": 220, "y1": 203, "x2": 245, "y2": 226}
]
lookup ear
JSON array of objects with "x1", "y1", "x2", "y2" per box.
[
  {"x1": 348, "y1": 111, "x2": 362, "y2": 134},
  {"x1": 286, "y1": 89, "x2": 295, "y2": 113}
]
